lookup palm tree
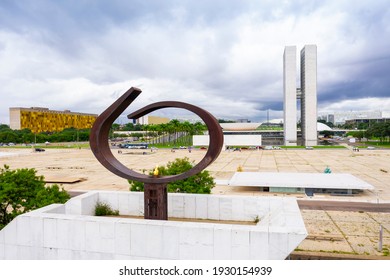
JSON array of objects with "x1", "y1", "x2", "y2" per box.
[
  {"x1": 169, "y1": 119, "x2": 180, "y2": 145},
  {"x1": 181, "y1": 121, "x2": 193, "y2": 146},
  {"x1": 143, "y1": 124, "x2": 150, "y2": 143}
]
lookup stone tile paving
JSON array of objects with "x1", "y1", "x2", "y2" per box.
[
  {"x1": 298, "y1": 210, "x2": 390, "y2": 257},
  {"x1": 1, "y1": 147, "x2": 390, "y2": 257}
]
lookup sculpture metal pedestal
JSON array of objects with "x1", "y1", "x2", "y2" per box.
[{"x1": 144, "y1": 183, "x2": 168, "y2": 220}]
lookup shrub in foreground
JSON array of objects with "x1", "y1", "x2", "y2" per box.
[
  {"x1": 128, "y1": 157, "x2": 215, "y2": 194},
  {"x1": 0, "y1": 165, "x2": 70, "y2": 229}
]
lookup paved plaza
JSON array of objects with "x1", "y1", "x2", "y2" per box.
[
  {"x1": 1, "y1": 147, "x2": 390, "y2": 257},
  {"x1": 2, "y1": 147, "x2": 388, "y2": 201}
]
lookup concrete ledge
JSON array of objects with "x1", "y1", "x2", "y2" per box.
[{"x1": 0, "y1": 191, "x2": 307, "y2": 260}]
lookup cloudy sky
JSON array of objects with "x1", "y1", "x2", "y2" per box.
[{"x1": 1, "y1": 0, "x2": 389, "y2": 124}]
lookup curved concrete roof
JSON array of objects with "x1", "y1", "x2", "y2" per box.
[{"x1": 317, "y1": 122, "x2": 332, "y2": 131}]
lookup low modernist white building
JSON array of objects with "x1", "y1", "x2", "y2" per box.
[
  {"x1": 193, "y1": 122, "x2": 263, "y2": 148},
  {"x1": 193, "y1": 134, "x2": 262, "y2": 148}
]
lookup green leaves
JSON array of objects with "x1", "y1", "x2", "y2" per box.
[
  {"x1": 0, "y1": 165, "x2": 70, "y2": 229},
  {"x1": 95, "y1": 202, "x2": 119, "y2": 216},
  {"x1": 129, "y1": 157, "x2": 215, "y2": 194},
  {"x1": 366, "y1": 122, "x2": 390, "y2": 142}
]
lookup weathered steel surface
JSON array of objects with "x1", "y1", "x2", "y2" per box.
[
  {"x1": 144, "y1": 183, "x2": 168, "y2": 220},
  {"x1": 90, "y1": 86, "x2": 223, "y2": 220},
  {"x1": 89, "y1": 87, "x2": 224, "y2": 184}
]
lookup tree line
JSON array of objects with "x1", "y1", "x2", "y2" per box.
[
  {"x1": 346, "y1": 122, "x2": 390, "y2": 142},
  {"x1": 0, "y1": 119, "x2": 207, "y2": 145},
  {"x1": 0, "y1": 124, "x2": 90, "y2": 144},
  {"x1": 112, "y1": 120, "x2": 207, "y2": 146}
]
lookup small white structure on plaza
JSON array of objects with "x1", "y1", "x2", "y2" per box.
[
  {"x1": 0, "y1": 191, "x2": 307, "y2": 260},
  {"x1": 193, "y1": 122, "x2": 263, "y2": 148},
  {"x1": 283, "y1": 45, "x2": 318, "y2": 146},
  {"x1": 228, "y1": 172, "x2": 374, "y2": 195},
  {"x1": 193, "y1": 134, "x2": 262, "y2": 148}
]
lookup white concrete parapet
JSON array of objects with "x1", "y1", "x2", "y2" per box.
[{"x1": 0, "y1": 191, "x2": 307, "y2": 260}]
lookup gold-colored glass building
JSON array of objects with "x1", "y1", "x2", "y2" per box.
[{"x1": 9, "y1": 107, "x2": 98, "y2": 133}]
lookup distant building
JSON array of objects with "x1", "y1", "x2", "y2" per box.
[
  {"x1": 9, "y1": 107, "x2": 97, "y2": 133},
  {"x1": 235, "y1": 119, "x2": 251, "y2": 123},
  {"x1": 283, "y1": 45, "x2": 317, "y2": 146},
  {"x1": 318, "y1": 111, "x2": 382, "y2": 125},
  {"x1": 135, "y1": 115, "x2": 170, "y2": 125},
  {"x1": 345, "y1": 118, "x2": 390, "y2": 127}
]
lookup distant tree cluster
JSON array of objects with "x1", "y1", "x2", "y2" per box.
[
  {"x1": 218, "y1": 119, "x2": 235, "y2": 123},
  {"x1": 0, "y1": 125, "x2": 90, "y2": 144},
  {"x1": 1, "y1": 119, "x2": 207, "y2": 146},
  {"x1": 365, "y1": 122, "x2": 390, "y2": 142},
  {"x1": 346, "y1": 122, "x2": 390, "y2": 141},
  {"x1": 0, "y1": 165, "x2": 70, "y2": 229},
  {"x1": 118, "y1": 123, "x2": 144, "y2": 131},
  {"x1": 140, "y1": 120, "x2": 206, "y2": 146},
  {"x1": 112, "y1": 120, "x2": 207, "y2": 146}
]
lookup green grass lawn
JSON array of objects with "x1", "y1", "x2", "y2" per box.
[{"x1": 357, "y1": 141, "x2": 390, "y2": 149}]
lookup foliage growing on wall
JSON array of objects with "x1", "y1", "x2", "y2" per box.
[{"x1": 94, "y1": 201, "x2": 119, "y2": 216}]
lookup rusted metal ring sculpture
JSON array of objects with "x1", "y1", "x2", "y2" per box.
[{"x1": 90, "y1": 87, "x2": 224, "y2": 184}]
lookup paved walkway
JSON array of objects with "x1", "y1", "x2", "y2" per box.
[
  {"x1": 1, "y1": 147, "x2": 390, "y2": 258},
  {"x1": 1, "y1": 147, "x2": 389, "y2": 202}
]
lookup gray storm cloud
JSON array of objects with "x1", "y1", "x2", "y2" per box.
[{"x1": 0, "y1": 0, "x2": 389, "y2": 123}]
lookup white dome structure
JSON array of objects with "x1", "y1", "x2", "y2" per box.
[{"x1": 317, "y1": 122, "x2": 332, "y2": 131}]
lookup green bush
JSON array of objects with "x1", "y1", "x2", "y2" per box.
[
  {"x1": 95, "y1": 202, "x2": 119, "y2": 216},
  {"x1": 129, "y1": 157, "x2": 215, "y2": 194},
  {"x1": 0, "y1": 165, "x2": 70, "y2": 229}
]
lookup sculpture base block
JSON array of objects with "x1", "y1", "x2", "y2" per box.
[{"x1": 144, "y1": 183, "x2": 168, "y2": 220}]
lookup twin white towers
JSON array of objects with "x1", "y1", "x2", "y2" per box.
[{"x1": 283, "y1": 45, "x2": 317, "y2": 146}]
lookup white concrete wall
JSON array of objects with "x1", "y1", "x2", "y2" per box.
[
  {"x1": 283, "y1": 46, "x2": 298, "y2": 146},
  {"x1": 9, "y1": 108, "x2": 21, "y2": 130},
  {"x1": 301, "y1": 45, "x2": 318, "y2": 146},
  {"x1": 0, "y1": 192, "x2": 307, "y2": 260},
  {"x1": 193, "y1": 135, "x2": 262, "y2": 147}
]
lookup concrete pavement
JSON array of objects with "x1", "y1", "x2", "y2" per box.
[{"x1": 1, "y1": 147, "x2": 389, "y2": 258}]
